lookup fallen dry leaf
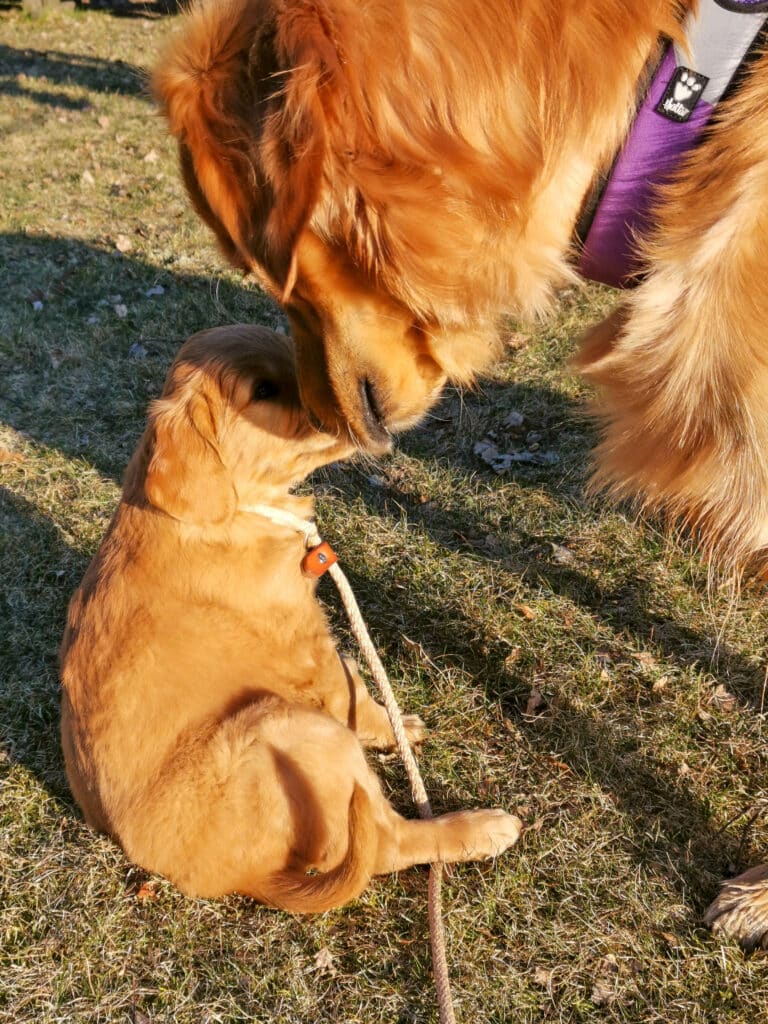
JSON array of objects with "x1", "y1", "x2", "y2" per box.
[
  {"x1": 504, "y1": 646, "x2": 522, "y2": 669},
  {"x1": 514, "y1": 603, "x2": 536, "y2": 621},
  {"x1": 0, "y1": 449, "x2": 24, "y2": 466},
  {"x1": 505, "y1": 409, "x2": 525, "y2": 428},
  {"x1": 550, "y1": 543, "x2": 575, "y2": 565},
  {"x1": 710, "y1": 683, "x2": 738, "y2": 713},
  {"x1": 135, "y1": 881, "x2": 157, "y2": 901},
  {"x1": 524, "y1": 688, "x2": 545, "y2": 716},
  {"x1": 591, "y1": 955, "x2": 619, "y2": 1007},
  {"x1": 531, "y1": 966, "x2": 553, "y2": 987},
  {"x1": 635, "y1": 651, "x2": 657, "y2": 670},
  {"x1": 591, "y1": 978, "x2": 616, "y2": 1007},
  {"x1": 312, "y1": 947, "x2": 336, "y2": 976}
]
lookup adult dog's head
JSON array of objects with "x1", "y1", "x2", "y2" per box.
[
  {"x1": 137, "y1": 325, "x2": 354, "y2": 526},
  {"x1": 152, "y1": 0, "x2": 591, "y2": 447}
]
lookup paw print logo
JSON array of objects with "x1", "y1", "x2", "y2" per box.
[
  {"x1": 656, "y1": 66, "x2": 709, "y2": 123},
  {"x1": 673, "y1": 70, "x2": 703, "y2": 104}
]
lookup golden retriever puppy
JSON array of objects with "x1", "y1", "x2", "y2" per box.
[
  {"x1": 59, "y1": 325, "x2": 522, "y2": 910},
  {"x1": 151, "y1": 0, "x2": 768, "y2": 942}
]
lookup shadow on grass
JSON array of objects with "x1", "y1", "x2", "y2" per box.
[
  {"x1": 325, "y1": 384, "x2": 768, "y2": 716},
  {"x1": 0, "y1": 42, "x2": 147, "y2": 106},
  {"x1": 0, "y1": 230, "x2": 280, "y2": 480},
  {"x1": 331, "y1": 552, "x2": 762, "y2": 913},
  {"x1": 0, "y1": 485, "x2": 82, "y2": 803},
  {"x1": 1, "y1": 229, "x2": 762, "y2": 928}
]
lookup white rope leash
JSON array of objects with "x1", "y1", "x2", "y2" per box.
[{"x1": 244, "y1": 503, "x2": 457, "y2": 1024}]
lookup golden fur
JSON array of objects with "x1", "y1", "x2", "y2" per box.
[
  {"x1": 151, "y1": 0, "x2": 768, "y2": 576},
  {"x1": 59, "y1": 325, "x2": 521, "y2": 911},
  {"x1": 151, "y1": 0, "x2": 768, "y2": 940}
]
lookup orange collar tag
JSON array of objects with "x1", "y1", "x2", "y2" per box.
[{"x1": 301, "y1": 541, "x2": 338, "y2": 578}]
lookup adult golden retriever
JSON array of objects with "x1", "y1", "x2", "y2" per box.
[
  {"x1": 152, "y1": 1, "x2": 768, "y2": 943},
  {"x1": 60, "y1": 325, "x2": 522, "y2": 910}
]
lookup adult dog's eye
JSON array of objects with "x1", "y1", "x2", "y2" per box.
[{"x1": 252, "y1": 379, "x2": 280, "y2": 401}]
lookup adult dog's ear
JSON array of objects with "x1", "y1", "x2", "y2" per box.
[
  {"x1": 263, "y1": 0, "x2": 353, "y2": 296},
  {"x1": 145, "y1": 393, "x2": 236, "y2": 526},
  {"x1": 153, "y1": 0, "x2": 356, "y2": 297}
]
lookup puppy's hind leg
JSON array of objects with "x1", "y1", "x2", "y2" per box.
[{"x1": 372, "y1": 805, "x2": 523, "y2": 876}]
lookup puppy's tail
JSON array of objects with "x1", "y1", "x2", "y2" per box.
[{"x1": 257, "y1": 784, "x2": 377, "y2": 914}]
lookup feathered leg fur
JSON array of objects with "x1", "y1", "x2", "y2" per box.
[{"x1": 578, "y1": 46, "x2": 768, "y2": 577}]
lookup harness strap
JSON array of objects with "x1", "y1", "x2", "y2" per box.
[{"x1": 579, "y1": 0, "x2": 768, "y2": 287}]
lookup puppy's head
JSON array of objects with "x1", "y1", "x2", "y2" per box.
[{"x1": 142, "y1": 325, "x2": 354, "y2": 525}]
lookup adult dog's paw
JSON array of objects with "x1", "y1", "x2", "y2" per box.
[{"x1": 704, "y1": 864, "x2": 768, "y2": 951}]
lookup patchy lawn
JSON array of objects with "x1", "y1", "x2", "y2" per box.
[{"x1": 1, "y1": 7, "x2": 767, "y2": 1023}]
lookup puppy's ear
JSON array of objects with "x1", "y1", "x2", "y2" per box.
[{"x1": 145, "y1": 393, "x2": 235, "y2": 526}]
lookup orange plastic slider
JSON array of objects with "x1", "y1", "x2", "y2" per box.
[{"x1": 301, "y1": 541, "x2": 338, "y2": 578}]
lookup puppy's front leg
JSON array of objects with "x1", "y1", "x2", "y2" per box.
[{"x1": 339, "y1": 655, "x2": 426, "y2": 749}]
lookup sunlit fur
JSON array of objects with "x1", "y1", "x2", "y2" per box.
[
  {"x1": 152, "y1": 0, "x2": 688, "y2": 447},
  {"x1": 152, "y1": 0, "x2": 768, "y2": 941},
  {"x1": 152, "y1": 0, "x2": 768, "y2": 577},
  {"x1": 60, "y1": 325, "x2": 521, "y2": 910},
  {"x1": 576, "y1": 60, "x2": 768, "y2": 575}
]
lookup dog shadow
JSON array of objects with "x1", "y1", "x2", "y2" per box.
[
  {"x1": 318, "y1": 375, "x2": 767, "y2": 716},
  {"x1": 0, "y1": 41, "x2": 147, "y2": 109},
  {"x1": 0, "y1": 486, "x2": 80, "y2": 802},
  {"x1": 326, "y1": 551, "x2": 763, "y2": 913},
  {"x1": 0, "y1": 230, "x2": 282, "y2": 481}
]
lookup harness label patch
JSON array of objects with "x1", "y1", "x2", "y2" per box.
[{"x1": 655, "y1": 67, "x2": 709, "y2": 122}]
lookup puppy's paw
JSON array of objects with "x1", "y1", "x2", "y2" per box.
[
  {"x1": 442, "y1": 808, "x2": 523, "y2": 861},
  {"x1": 704, "y1": 865, "x2": 768, "y2": 951},
  {"x1": 402, "y1": 714, "x2": 427, "y2": 746},
  {"x1": 365, "y1": 712, "x2": 427, "y2": 751},
  {"x1": 466, "y1": 808, "x2": 523, "y2": 857}
]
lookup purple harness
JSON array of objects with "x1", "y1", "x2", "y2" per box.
[{"x1": 579, "y1": 0, "x2": 768, "y2": 287}]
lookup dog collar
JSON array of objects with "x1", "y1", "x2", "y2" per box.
[{"x1": 578, "y1": 0, "x2": 768, "y2": 287}]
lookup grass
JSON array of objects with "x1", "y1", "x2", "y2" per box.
[{"x1": 1, "y1": 7, "x2": 767, "y2": 1022}]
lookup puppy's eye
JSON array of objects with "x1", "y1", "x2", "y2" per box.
[{"x1": 252, "y1": 379, "x2": 280, "y2": 401}]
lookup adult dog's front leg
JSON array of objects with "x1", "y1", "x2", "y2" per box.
[
  {"x1": 578, "y1": 47, "x2": 768, "y2": 578},
  {"x1": 704, "y1": 865, "x2": 768, "y2": 951}
]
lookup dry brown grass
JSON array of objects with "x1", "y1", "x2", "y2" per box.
[{"x1": 1, "y1": 7, "x2": 767, "y2": 1022}]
